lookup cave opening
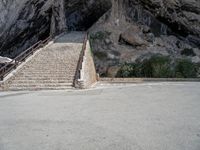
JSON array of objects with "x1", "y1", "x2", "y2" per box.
[{"x1": 65, "y1": 0, "x2": 112, "y2": 31}]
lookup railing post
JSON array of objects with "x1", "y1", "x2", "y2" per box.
[
  {"x1": 0, "y1": 68, "x2": 5, "y2": 81},
  {"x1": 31, "y1": 48, "x2": 34, "y2": 55},
  {"x1": 14, "y1": 62, "x2": 17, "y2": 69}
]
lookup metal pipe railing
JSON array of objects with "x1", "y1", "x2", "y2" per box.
[{"x1": 0, "y1": 36, "x2": 51, "y2": 81}]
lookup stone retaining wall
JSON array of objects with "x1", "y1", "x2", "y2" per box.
[{"x1": 77, "y1": 41, "x2": 97, "y2": 89}]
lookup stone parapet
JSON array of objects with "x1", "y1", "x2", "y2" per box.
[{"x1": 76, "y1": 41, "x2": 97, "y2": 89}]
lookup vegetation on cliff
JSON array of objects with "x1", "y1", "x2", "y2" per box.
[{"x1": 116, "y1": 55, "x2": 200, "y2": 78}]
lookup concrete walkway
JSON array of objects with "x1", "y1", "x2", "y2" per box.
[{"x1": 0, "y1": 82, "x2": 200, "y2": 150}]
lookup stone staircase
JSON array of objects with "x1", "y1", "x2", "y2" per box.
[{"x1": 4, "y1": 32, "x2": 85, "y2": 90}]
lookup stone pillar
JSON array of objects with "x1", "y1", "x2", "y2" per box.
[{"x1": 50, "y1": 0, "x2": 67, "y2": 37}]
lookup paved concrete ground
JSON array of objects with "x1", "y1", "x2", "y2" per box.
[{"x1": 0, "y1": 82, "x2": 200, "y2": 150}]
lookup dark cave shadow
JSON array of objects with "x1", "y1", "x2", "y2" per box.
[{"x1": 53, "y1": 31, "x2": 86, "y2": 44}]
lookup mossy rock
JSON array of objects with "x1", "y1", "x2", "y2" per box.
[{"x1": 140, "y1": 55, "x2": 173, "y2": 78}]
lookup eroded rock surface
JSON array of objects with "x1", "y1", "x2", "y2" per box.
[
  {"x1": 119, "y1": 26, "x2": 148, "y2": 47},
  {"x1": 0, "y1": 0, "x2": 111, "y2": 58},
  {"x1": 89, "y1": 0, "x2": 200, "y2": 76},
  {"x1": 0, "y1": 0, "x2": 53, "y2": 58},
  {"x1": 0, "y1": 0, "x2": 199, "y2": 77}
]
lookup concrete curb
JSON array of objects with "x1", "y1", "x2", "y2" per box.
[{"x1": 100, "y1": 78, "x2": 200, "y2": 83}]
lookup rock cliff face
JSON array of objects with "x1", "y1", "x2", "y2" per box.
[
  {"x1": 0, "y1": 0, "x2": 52, "y2": 57},
  {"x1": 0, "y1": 0, "x2": 199, "y2": 69},
  {"x1": 130, "y1": 0, "x2": 200, "y2": 45},
  {"x1": 0, "y1": 0, "x2": 111, "y2": 58},
  {"x1": 89, "y1": 0, "x2": 200, "y2": 76}
]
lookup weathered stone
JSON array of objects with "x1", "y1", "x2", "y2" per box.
[
  {"x1": 89, "y1": 0, "x2": 200, "y2": 76},
  {"x1": 107, "y1": 66, "x2": 120, "y2": 78},
  {"x1": 142, "y1": 25, "x2": 151, "y2": 33},
  {"x1": 187, "y1": 35, "x2": 200, "y2": 47},
  {"x1": 145, "y1": 33, "x2": 155, "y2": 43},
  {"x1": 192, "y1": 56, "x2": 200, "y2": 63},
  {"x1": 132, "y1": 0, "x2": 200, "y2": 41},
  {"x1": 0, "y1": 0, "x2": 111, "y2": 58},
  {"x1": 104, "y1": 38, "x2": 112, "y2": 45},
  {"x1": 119, "y1": 26, "x2": 148, "y2": 47}
]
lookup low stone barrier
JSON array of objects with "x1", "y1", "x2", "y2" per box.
[{"x1": 100, "y1": 78, "x2": 200, "y2": 83}]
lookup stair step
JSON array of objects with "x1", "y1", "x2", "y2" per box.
[
  {"x1": 8, "y1": 86, "x2": 74, "y2": 91},
  {"x1": 16, "y1": 73, "x2": 76, "y2": 76},
  {"x1": 20, "y1": 69, "x2": 76, "y2": 72},
  {"x1": 22, "y1": 67, "x2": 76, "y2": 69},
  {"x1": 9, "y1": 83, "x2": 73, "y2": 87},
  {"x1": 12, "y1": 77, "x2": 74, "y2": 80},
  {"x1": 15, "y1": 74, "x2": 75, "y2": 77},
  {"x1": 19, "y1": 70, "x2": 76, "y2": 72},
  {"x1": 24, "y1": 61, "x2": 78, "y2": 63},
  {"x1": 10, "y1": 80, "x2": 73, "y2": 84},
  {"x1": 22, "y1": 68, "x2": 76, "y2": 70},
  {"x1": 22, "y1": 68, "x2": 77, "y2": 70},
  {"x1": 14, "y1": 78, "x2": 74, "y2": 81}
]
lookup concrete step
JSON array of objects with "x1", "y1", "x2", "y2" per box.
[
  {"x1": 9, "y1": 83, "x2": 73, "y2": 87},
  {"x1": 19, "y1": 69, "x2": 77, "y2": 72},
  {"x1": 15, "y1": 73, "x2": 75, "y2": 76},
  {"x1": 20, "y1": 70, "x2": 77, "y2": 73},
  {"x1": 24, "y1": 66, "x2": 76, "y2": 68},
  {"x1": 10, "y1": 80, "x2": 73, "y2": 84},
  {"x1": 16, "y1": 73, "x2": 76, "y2": 76},
  {"x1": 26, "y1": 64, "x2": 78, "y2": 66},
  {"x1": 27, "y1": 61, "x2": 78, "y2": 63},
  {"x1": 21, "y1": 68, "x2": 76, "y2": 70},
  {"x1": 8, "y1": 86, "x2": 74, "y2": 91},
  {"x1": 22, "y1": 67, "x2": 76, "y2": 72},
  {"x1": 23, "y1": 67, "x2": 76, "y2": 69},
  {"x1": 12, "y1": 77, "x2": 74, "y2": 80}
]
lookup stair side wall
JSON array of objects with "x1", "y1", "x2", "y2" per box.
[{"x1": 77, "y1": 41, "x2": 97, "y2": 89}]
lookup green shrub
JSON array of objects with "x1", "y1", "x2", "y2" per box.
[
  {"x1": 139, "y1": 59, "x2": 153, "y2": 77},
  {"x1": 175, "y1": 59, "x2": 197, "y2": 78},
  {"x1": 100, "y1": 73, "x2": 108, "y2": 77},
  {"x1": 140, "y1": 55, "x2": 173, "y2": 78},
  {"x1": 115, "y1": 55, "x2": 199, "y2": 78},
  {"x1": 116, "y1": 63, "x2": 136, "y2": 77},
  {"x1": 181, "y1": 48, "x2": 196, "y2": 56},
  {"x1": 196, "y1": 63, "x2": 200, "y2": 78},
  {"x1": 116, "y1": 55, "x2": 173, "y2": 78}
]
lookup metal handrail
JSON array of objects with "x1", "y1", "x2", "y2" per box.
[
  {"x1": 74, "y1": 33, "x2": 88, "y2": 86},
  {"x1": 0, "y1": 36, "x2": 51, "y2": 80}
]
